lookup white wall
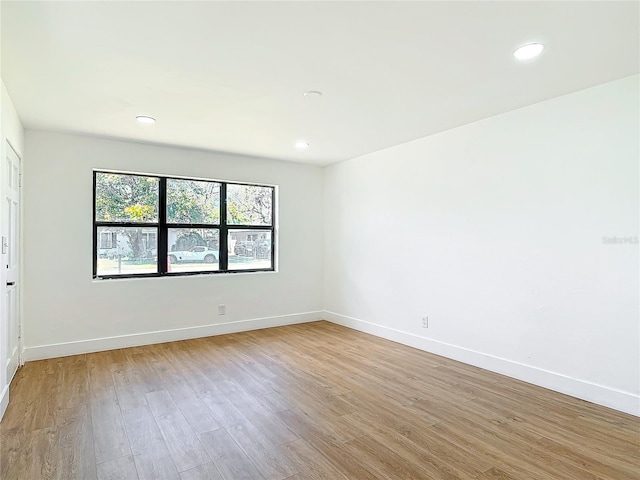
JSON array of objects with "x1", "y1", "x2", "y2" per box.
[
  {"x1": 0, "y1": 80, "x2": 25, "y2": 419},
  {"x1": 324, "y1": 75, "x2": 640, "y2": 415},
  {"x1": 23, "y1": 131, "x2": 324, "y2": 359},
  {"x1": 1, "y1": 84, "x2": 23, "y2": 155}
]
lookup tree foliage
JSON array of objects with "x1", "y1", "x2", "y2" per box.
[
  {"x1": 124, "y1": 205, "x2": 155, "y2": 221},
  {"x1": 167, "y1": 179, "x2": 220, "y2": 224},
  {"x1": 96, "y1": 173, "x2": 159, "y2": 222},
  {"x1": 227, "y1": 184, "x2": 272, "y2": 225}
]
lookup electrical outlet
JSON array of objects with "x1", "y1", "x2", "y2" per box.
[
  {"x1": 422, "y1": 316, "x2": 428, "y2": 328},
  {"x1": 218, "y1": 304, "x2": 226, "y2": 315}
]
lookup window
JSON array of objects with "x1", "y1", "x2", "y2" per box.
[
  {"x1": 94, "y1": 171, "x2": 275, "y2": 278},
  {"x1": 100, "y1": 231, "x2": 117, "y2": 249}
]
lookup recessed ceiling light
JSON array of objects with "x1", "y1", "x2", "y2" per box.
[
  {"x1": 303, "y1": 91, "x2": 323, "y2": 98},
  {"x1": 513, "y1": 43, "x2": 544, "y2": 61},
  {"x1": 294, "y1": 141, "x2": 310, "y2": 150},
  {"x1": 136, "y1": 115, "x2": 156, "y2": 124}
]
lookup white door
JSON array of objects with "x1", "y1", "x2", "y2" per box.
[{"x1": 2, "y1": 143, "x2": 21, "y2": 382}]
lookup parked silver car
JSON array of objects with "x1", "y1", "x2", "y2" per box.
[{"x1": 168, "y1": 246, "x2": 217, "y2": 264}]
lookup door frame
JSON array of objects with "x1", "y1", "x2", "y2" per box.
[{"x1": 3, "y1": 139, "x2": 23, "y2": 375}]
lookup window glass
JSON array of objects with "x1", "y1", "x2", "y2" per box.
[
  {"x1": 168, "y1": 228, "x2": 219, "y2": 273},
  {"x1": 95, "y1": 173, "x2": 159, "y2": 222},
  {"x1": 227, "y1": 184, "x2": 273, "y2": 226},
  {"x1": 100, "y1": 231, "x2": 117, "y2": 249},
  {"x1": 96, "y1": 226, "x2": 157, "y2": 276},
  {"x1": 167, "y1": 179, "x2": 220, "y2": 224},
  {"x1": 228, "y1": 230, "x2": 272, "y2": 270},
  {"x1": 95, "y1": 172, "x2": 274, "y2": 278}
]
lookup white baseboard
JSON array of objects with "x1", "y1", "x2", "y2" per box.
[
  {"x1": 24, "y1": 311, "x2": 323, "y2": 362},
  {"x1": 0, "y1": 384, "x2": 9, "y2": 421},
  {"x1": 6, "y1": 345, "x2": 19, "y2": 385},
  {"x1": 324, "y1": 311, "x2": 640, "y2": 417},
  {"x1": 1, "y1": 349, "x2": 21, "y2": 422}
]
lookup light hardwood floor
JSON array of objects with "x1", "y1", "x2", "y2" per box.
[{"x1": 1, "y1": 321, "x2": 638, "y2": 480}]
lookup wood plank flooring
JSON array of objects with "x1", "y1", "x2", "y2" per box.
[{"x1": 1, "y1": 321, "x2": 638, "y2": 479}]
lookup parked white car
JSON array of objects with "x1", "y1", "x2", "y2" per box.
[{"x1": 168, "y1": 246, "x2": 217, "y2": 264}]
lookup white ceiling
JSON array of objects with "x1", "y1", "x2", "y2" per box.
[{"x1": 2, "y1": 1, "x2": 638, "y2": 166}]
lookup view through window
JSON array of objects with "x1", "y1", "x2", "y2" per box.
[{"x1": 94, "y1": 171, "x2": 275, "y2": 278}]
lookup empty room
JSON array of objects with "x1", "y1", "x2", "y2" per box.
[{"x1": 0, "y1": 1, "x2": 638, "y2": 479}]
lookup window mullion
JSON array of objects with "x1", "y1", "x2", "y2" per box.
[
  {"x1": 158, "y1": 177, "x2": 168, "y2": 274},
  {"x1": 220, "y1": 182, "x2": 228, "y2": 270}
]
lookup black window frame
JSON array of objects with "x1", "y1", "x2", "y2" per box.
[{"x1": 93, "y1": 170, "x2": 276, "y2": 279}]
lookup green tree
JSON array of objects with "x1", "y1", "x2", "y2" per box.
[
  {"x1": 167, "y1": 179, "x2": 220, "y2": 224},
  {"x1": 95, "y1": 173, "x2": 158, "y2": 222},
  {"x1": 173, "y1": 231, "x2": 206, "y2": 251},
  {"x1": 227, "y1": 185, "x2": 272, "y2": 225}
]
